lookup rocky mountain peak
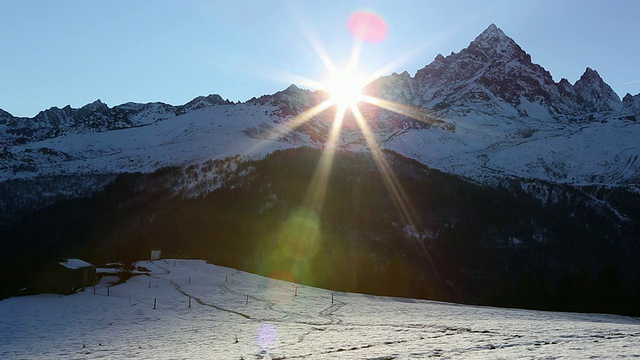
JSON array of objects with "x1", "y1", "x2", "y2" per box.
[
  {"x1": 574, "y1": 67, "x2": 622, "y2": 112},
  {"x1": 179, "y1": 94, "x2": 233, "y2": 113},
  {"x1": 474, "y1": 23, "x2": 510, "y2": 43},
  {"x1": 622, "y1": 93, "x2": 640, "y2": 113},
  {"x1": 465, "y1": 23, "x2": 528, "y2": 62},
  {"x1": 83, "y1": 99, "x2": 107, "y2": 110},
  {"x1": 0, "y1": 108, "x2": 13, "y2": 121}
]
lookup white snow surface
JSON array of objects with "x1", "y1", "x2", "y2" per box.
[{"x1": 2, "y1": 259, "x2": 639, "y2": 359}]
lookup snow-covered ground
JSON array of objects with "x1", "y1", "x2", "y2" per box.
[{"x1": 2, "y1": 259, "x2": 639, "y2": 359}]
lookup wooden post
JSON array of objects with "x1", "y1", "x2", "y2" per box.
[
  {"x1": 153, "y1": 298, "x2": 157, "y2": 310},
  {"x1": 245, "y1": 295, "x2": 249, "y2": 305},
  {"x1": 93, "y1": 285, "x2": 96, "y2": 295},
  {"x1": 295, "y1": 287, "x2": 298, "y2": 297},
  {"x1": 188, "y1": 276, "x2": 191, "y2": 284},
  {"x1": 331, "y1": 293, "x2": 334, "y2": 304},
  {"x1": 107, "y1": 286, "x2": 110, "y2": 297},
  {"x1": 148, "y1": 280, "x2": 151, "y2": 289},
  {"x1": 189, "y1": 297, "x2": 192, "y2": 308},
  {"x1": 225, "y1": 275, "x2": 228, "y2": 282}
]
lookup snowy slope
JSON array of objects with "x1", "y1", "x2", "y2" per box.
[
  {"x1": 384, "y1": 112, "x2": 640, "y2": 187},
  {"x1": 1, "y1": 103, "x2": 301, "y2": 182},
  {"x1": 1, "y1": 259, "x2": 639, "y2": 359}
]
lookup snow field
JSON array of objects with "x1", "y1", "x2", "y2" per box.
[{"x1": 1, "y1": 259, "x2": 640, "y2": 359}]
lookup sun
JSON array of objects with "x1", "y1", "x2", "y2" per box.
[{"x1": 324, "y1": 69, "x2": 367, "y2": 108}]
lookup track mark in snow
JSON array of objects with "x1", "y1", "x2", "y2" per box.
[{"x1": 150, "y1": 261, "x2": 252, "y2": 320}]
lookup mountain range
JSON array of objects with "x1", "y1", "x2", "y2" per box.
[
  {"x1": 2, "y1": 24, "x2": 640, "y2": 315},
  {"x1": 2, "y1": 24, "x2": 639, "y2": 189}
]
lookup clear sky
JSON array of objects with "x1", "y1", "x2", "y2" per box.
[{"x1": 1, "y1": 0, "x2": 639, "y2": 117}]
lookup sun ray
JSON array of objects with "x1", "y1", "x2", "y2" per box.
[
  {"x1": 256, "y1": 100, "x2": 334, "y2": 144},
  {"x1": 361, "y1": 95, "x2": 442, "y2": 125},
  {"x1": 284, "y1": 100, "x2": 334, "y2": 131},
  {"x1": 350, "y1": 104, "x2": 443, "y2": 282},
  {"x1": 350, "y1": 105, "x2": 419, "y2": 229},
  {"x1": 304, "y1": 105, "x2": 347, "y2": 211}
]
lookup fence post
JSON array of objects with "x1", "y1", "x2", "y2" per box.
[
  {"x1": 107, "y1": 286, "x2": 110, "y2": 297},
  {"x1": 189, "y1": 297, "x2": 191, "y2": 308},
  {"x1": 153, "y1": 298, "x2": 157, "y2": 310}
]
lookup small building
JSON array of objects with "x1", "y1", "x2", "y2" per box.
[
  {"x1": 58, "y1": 259, "x2": 96, "y2": 292},
  {"x1": 34, "y1": 258, "x2": 97, "y2": 294}
]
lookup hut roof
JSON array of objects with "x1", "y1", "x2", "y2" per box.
[{"x1": 58, "y1": 258, "x2": 93, "y2": 270}]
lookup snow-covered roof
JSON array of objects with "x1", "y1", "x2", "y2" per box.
[{"x1": 58, "y1": 258, "x2": 93, "y2": 269}]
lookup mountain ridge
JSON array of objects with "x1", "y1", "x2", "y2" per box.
[{"x1": 1, "y1": 24, "x2": 639, "y2": 188}]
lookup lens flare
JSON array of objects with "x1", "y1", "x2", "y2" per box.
[
  {"x1": 348, "y1": 11, "x2": 388, "y2": 43},
  {"x1": 257, "y1": 207, "x2": 322, "y2": 286},
  {"x1": 257, "y1": 323, "x2": 277, "y2": 351}
]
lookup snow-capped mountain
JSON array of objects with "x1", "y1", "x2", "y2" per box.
[
  {"x1": 2, "y1": 23, "x2": 640, "y2": 200},
  {"x1": 363, "y1": 24, "x2": 640, "y2": 187},
  {"x1": 369, "y1": 24, "x2": 626, "y2": 119}
]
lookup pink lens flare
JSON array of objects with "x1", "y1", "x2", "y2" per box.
[
  {"x1": 348, "y1": 11, "x2": 388, "y2": 43},
  {"x1": 257, "y1": 323, "x2": 277, "y2": 350}
]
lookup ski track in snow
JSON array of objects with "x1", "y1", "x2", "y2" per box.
[{"x1": 1, "y1": 259, "x2": 640, "y2": 359}]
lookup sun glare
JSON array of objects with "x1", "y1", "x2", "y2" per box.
[{"x1": 325, "y1": 69, "x2": 366, "y2": 108}]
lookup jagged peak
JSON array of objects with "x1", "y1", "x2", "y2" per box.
[
  {"x1": 578, "y1": 67, "x2": 604, "y2": 82},
  {"x1": 390, "y1": 70, "x2": 411, "y2": 78},
  {"x1": 575, "y1": 67, "x2": 611, "y2": 90},
  {"x1": 82, "y1": 99, "x2": 108, "y2": 110},
  {"x1": 471, "y1": 24, "x2": 516, "y2": 46},
  {"x1": 0, "y1": 108, "x2": 13, "y2": 118},
  {"x1": 477, "y1": 23, "x2": 507, "y2": 40},
  {"x1": 188, "y1": 94, "x2": 231, "y2": 105},
  {"x1": 574, "y1": 67, "x2": 622, "y2": 111},
  {"x1": 465, "y1": 24, "x2": 526, "y2": 61}
]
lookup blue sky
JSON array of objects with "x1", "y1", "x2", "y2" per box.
[{"x1": 1, "y1": 0, "x2": 639, "y2": 117}]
